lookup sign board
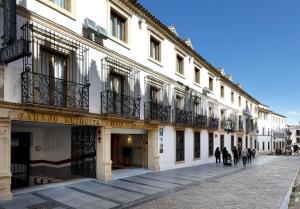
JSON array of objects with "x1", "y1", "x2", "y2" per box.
[
  {"x1": 0, "y1": 39, "x2": 30, "y2": 64},
  {"x1": 3, "y1": 0, "x2": 16, "y2": 45},
  {"x1": 0, "y1": 0, "x2": 30, "y2": 64}
]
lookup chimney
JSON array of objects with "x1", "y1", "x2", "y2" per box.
[
  {"x1": 183, "y1": 38, "x2": 193, "y2": 49},
  {"x1": 218, "y1": 68, "x2": 225, "y2": 75},
  {"x1": 168, "y1": 25, "x2": 179, "y2": 37}
]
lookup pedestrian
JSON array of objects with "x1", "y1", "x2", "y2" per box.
[
  {"x1": 241, "y1": 148, "x2": 249, "y2": 168},
  {"x1": 222, "y1": 147, "x2": 228, "y2": 166},
  {"x1": 232, "y1": 146, "x2": 238, "y2": 164},
  {"x1": 247, "y1": 148, "x2": 252, "y2": 163},
  {"x1": 215, "y1": 147, "x2": 221, "y2": 164},
  {"x1": 252, "y1": 149, "x2": 256, "y2": 159}
]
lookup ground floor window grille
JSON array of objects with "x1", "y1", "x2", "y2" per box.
[
  {"x1": 194, "y1": 132, "x2": 200, "y2": 159},
  {"x1": 176, "y1": 130, "x2": 185, "y2": 162},
  {"x1": 209, "y1": 133, "x2": 214, "y2": 156}
]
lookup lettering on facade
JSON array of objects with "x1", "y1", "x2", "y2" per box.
[
  {"x1": 110, "y1": 120, "x2": 156, "y2": 130},
  {"x1": 17, "y1": 111, "x2": 104, "y2": 126}
]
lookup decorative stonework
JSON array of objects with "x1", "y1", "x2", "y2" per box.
[{"x1": 0, "y1": 119, "x2": 12, "y2": 200}]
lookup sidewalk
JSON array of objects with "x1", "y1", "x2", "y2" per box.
[{"x1": 0, "y1": 156, "x2": 274, "y2": 209}]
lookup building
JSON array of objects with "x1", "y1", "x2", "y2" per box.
[
  {"x1": 289, "y1": 125, "x2": 300, "y2": 145},
  {"x1": 0, "y1": 0, "x2": 270, "y2": 200},
  {"x1": 257, "y1": 104, "x2": 287, "y2": 154}
]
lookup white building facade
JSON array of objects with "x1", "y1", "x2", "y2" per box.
[
  {"x1": 289, "y1": 125, "x2": 300, "y2": 145},
  {"x1": 0, "y1": 0, "x2": 264, "y2": 199},
  {"x1": 257, "y1": 104, "x2": 287, "y2": 154}
]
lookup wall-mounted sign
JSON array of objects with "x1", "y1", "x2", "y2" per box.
[
  {"x1": 159, "y1": 128, "x2": 163, "y2": 137},
  {"x1": 35, "y1": 146, "x2": 41, "y2": 152},
  {"x1": 3, "y1": 0, "x2": 16, "y2": 45},
  {"x1": 0, "y1": 38, "x2": 30, "y2": 64},
  {"x1": 0, "y1": 0, "x2": 30, "y2": 65},
  {"x1": 160, "y1": 144, "x2": 163, "y2": 153}
]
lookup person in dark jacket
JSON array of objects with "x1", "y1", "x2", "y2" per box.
[
  {"x1": 247, "y1": 148, "x2": 252, "y2": 163},
  {"x1": 222, "y1": 147, "x2": 228, "y2": 165},
  {"x1": 215, "y1": 147, "x2": 221, "y2": 164},
  {"x1": 232, "y1": 146, "x2": 238, "y2": 164}
]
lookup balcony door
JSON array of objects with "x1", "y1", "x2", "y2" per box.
[
  {"x1": 39, "y1": 48, "x2": 68, "y2": 107},
  {"x1": 110, "y1": 73, "x2": 124, "y2": 114}
]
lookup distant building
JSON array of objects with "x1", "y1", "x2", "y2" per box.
[
  {"x1": 257, "y1": 104, "x2": 287, "y2": 154},
  {"x1": 289, "y1": 125, "x2": 300, "y2": 145}
]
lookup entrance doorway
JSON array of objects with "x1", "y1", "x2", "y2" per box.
[
  {"x1": 238, "y1": 137, "x2": 242, "y2": 150},
  {"x1": 71, "y1": 127, "x2": 96, "y2": 178},
  {"x1": 111, "y1": 134, "x2": 148, "y2": 170},
  {"x1": 11, "y1": 132, "x2": 30, "y2": 190}
]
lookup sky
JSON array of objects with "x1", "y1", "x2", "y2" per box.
[{"x1": 139, "y1": 0, "x2": 300, "y2": 125}]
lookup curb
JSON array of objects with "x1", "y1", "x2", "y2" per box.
[{"x1": 280, "y1": 167, "x2": 300, "y2": 209}]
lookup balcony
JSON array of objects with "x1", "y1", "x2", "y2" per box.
[
  {"x1": 208, "y1": 117, "x2": 219, "y2": 129},
  {"x1": 21, "y1": 71, "x2": 89, "y2": 111},
  {"x1": 173, "y1": 108, "x2": 193, "y2": 126},
  {"x1": 193, "y1": 114, "x2": 207, "y2": 128},
  {"x1": 144, "y1": 102, "x2": 171, "y2": 123},
  {"x1": 101, "y1": 90, "x2": 140, "y2": 119}
]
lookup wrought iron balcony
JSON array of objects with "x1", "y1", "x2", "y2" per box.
[
  {"x1": 144, "y1": 102, "x2": 171, "y2": 123},
  {"x1": 208, "y1": 117, "x2": 219, "y2": 129},
  {"x1": 21, "y1": 71, "x2": 89, "y2": 111},
  {"x1": 101, "y1": 90, "x2": 140, "y2": 119},
  {"x1": 173, "y1": 108, "x2": 193, "y2": 125},
  {"x1": 193, "y1": 114, "x2": 207, "y2": 128}
]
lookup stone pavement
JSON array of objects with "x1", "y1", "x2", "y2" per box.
[
  {"x1": 133, "y1": 156, "x2": 300, "y2": 209},
  {"x1": 0, "y1": 156, "x2": 297, "y2": 209}
]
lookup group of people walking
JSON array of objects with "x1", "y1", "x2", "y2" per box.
[{"x1": 215, "y1": 146, "x2": 256, "y2": 168}]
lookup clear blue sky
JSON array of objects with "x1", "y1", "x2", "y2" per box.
[{"x1": 139, "y1": 0, "x2": 300, "y2": 125}]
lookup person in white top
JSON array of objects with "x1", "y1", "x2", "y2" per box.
[{"x1": 241, "y1": 148, "x2": 249, "y2": 168}]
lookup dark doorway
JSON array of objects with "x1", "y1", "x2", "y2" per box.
[
  {"x1": 71, "y1": 127, "x2": 96, "y2": 178},
  {"x1": 238, "y1": 137, "x2": 242, "y2": 150},
  {"x1": 11, "y1": 132, "x2": 30, "y2": 190}
]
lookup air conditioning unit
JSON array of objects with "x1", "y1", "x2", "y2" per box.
[{"x1": 83, "y1": 18, "x2": 108, "y2": 44}]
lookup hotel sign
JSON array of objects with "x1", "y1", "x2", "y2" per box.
[
  {"x1": 0, "y1": 0, "x2": 30, "y2": 64},
  {"x1": 16, "y1": 111, "x2": 106, "y2": 127}
]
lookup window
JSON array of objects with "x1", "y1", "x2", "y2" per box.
[
  {"x1": 231, "y1": 135, "x2": 234, "y2": 151},
  {"x1": 176, "y1": 130, "x2": 185, "y2": 162},
  {"x1": 231, "y1": 92, "x2": 234, "y2": 103},
  {"x1": 176, "y1": 55, "x2": 184, "y2": 75},
  {"x1": 246, "y1": 100, "x2": 248, "y2": 108},
  {"x1": 250, "y1": 138, "x2": 253, "y2": 149},
  {"x1": 250, "y1": 103, "x2": 252, "y2": 111},
  {"x1": 220, "y1": 135, "x2": 224, "y2": 150},
  {"x1": 194, "y1": 67, "x2": 200, "y2": 84},
  {"x1": 262, "y1": 142, "x2": 265, "y2": 151},
  {"x1": 262, "y1": 127, "x2": 265, "y2": 135},
  {"x1": 176, "y1": 95, "x2": 184, "y2": 110},
  {"x1": 254, "y1": 140, "x2": 257, "y2": 149},
  {"x1": 39, "y1": 47, "x2": 68, "y2": 106},
  {"x1": 110, "y1": 10, "x2": 127, "y2": 42},
  {"x1": 209, "y1": 77, "x2": 213, "y2": 91},
  {"x1": 238, "y1": 96, "x2": 241, "y2": 107},
  {"x1": 149, "y1": 86, "x2": 160, "y2": 103},
  {"x1": 110, "y1": 73, "x2": 123, "y2": 94},
  {"x1": 194, "y1": 132, "x2": 201, "y2": 159},
  {"x1": 209, "y1": 133, "x2": 214, "y2": 156},
  {"x1": 246, "y1": 136, "x2": 248, "y2": 148},
  {"x1": 296, "y1": 130, "x2": 300, "y2": 136},
  {"x1": 297, "y1": 138, "x2": 300, "y2": 143},
  {"x1": 50, "y1": 0, "x2": 71, "y2": 11},
  {"x1": 220, "y1": 85, "x2": 224, "y2": 98},
  {"x1": 268, "y1": 142, "x2": 270, "y2": 150},
  {"x1": 150, "y1": 36, "x2": 161, "y2": 61}
]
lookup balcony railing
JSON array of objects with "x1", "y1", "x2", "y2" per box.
[
  {"x1": 21, "y1": 71, "x2": 89, "y2": 111},
  {"x1": 208, "y1": 117, "x2": 219, "y2": 129},
  {"x1": 144, "y1": 102, "x2": 171, "y2": 123},
  {"x1": 173, "y1": 108, "x2": 193, "y2": 125},
  {"x1": 101, "y1": 90, "x2": 140, "y2": 119},
  {"x1": 193, "y1": 114, "x2": 207, "y2": 128}
]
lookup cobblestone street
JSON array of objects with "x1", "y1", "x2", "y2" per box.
[
  {"x1": 133, "y1": 156, "x2": 300, "y2": 209},
  {"x1": 0, "y1": 156, "x2": 299, "y2": 209}
]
